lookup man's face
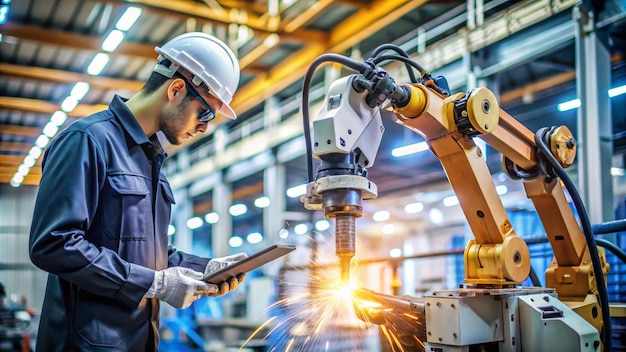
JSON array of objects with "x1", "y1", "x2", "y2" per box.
[{"x1": 159, "y1": 82, "x2": 222, "y2": 145}]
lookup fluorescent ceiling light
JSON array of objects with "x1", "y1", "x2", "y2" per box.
[
  {"x1": 0, "y1": 6, "x2": 9, "y2": 25},
  {"x1": 87, "y1": 53, "x2": 110, "y2": 75},
  {"x1": 35, "y1": 135, "x2": 50, "y2": 148},
  {"x1": 443, "y1": 195, "x2": 459, "y2": 207},
  {"x1": 229, "y1": 203, "x2": 248, "y2": 216},
  {"x1": 429, "y1": 207, "x2": 444, "y2": 225},
  {"x1": 608, "y1": 85, "x2": 626, "y2": 98},
  {"x1": 101, "y1": 30, "x2": 125, "y2": 52},
  {"x1": 278, "y1": 228, "x2": 289, "y2": 239},
  {"x1": 263, "y1": 33, "x2": 280, "y2": 48},
  {"x1": 286, "y1": 183, "x2": 307, "y2": 198},
  {"x1": 23, "y1": 155, "x2": 36, "y2": 168},
  {"x1": 294, "y1": 223, "x2": 308, "y2": 235},
  {"x1": 205, "y1": 212, "x2": 219, "y2": 224},
  {"x1": 611, "y1": 167, "x2": 624, "y2": 176},
  {"x1": 115, "y1": 7, "x2": 142, "y2": 31},
  {"x1": 186, "y1": 216, "x2": 203, "y2": 229},
  {"x1": 372, "y1": 210, "x2": 390, "y2": 222},
  {"x1": 392, "y1": 141, "x2": 428, "y2": 157},
  {"x1": 61, "y1": 96, "x2": 78, "y2": 112},
  {"x1": 50, "y1": 111, "x2": 68, "y2": 126},
  {"x1": 246, "y1": 232, "x2": 263, "y2": 244},
  {"x1": 167, "y1": 225, "x2": 175, "y2": 236},
  {"x1": 254, "y1": 196, "x2": 270, "y2": 208},
  {"x1": 389, "y1": 248, "x2": 402, "y2": 258},
  {"x1": 382, "y1": 223, "x2": 395, "y2": 235},
  {"x1": 315, "y1": 219, "x2": 330, "y2": 231},
  {"x1": 28, "y1": 146, "x2": 42, "y2": 159},
  {"x1": 496, "y1": 185, "x2": 508, "y2": 195},
  {"x1": 404, "y1": 201, "x2": 424, "y2": 214},
  {"x1": 229, "y1": 236, "x2": 243, "y2": 247},
  {"x1": 70, "y1": 82, "x2": 90, "y2": 100},
  {"x1": 557, "y1": 99, "x2": 580, "y2": 112},
  {"x1": 42, "y1": 121, "x2": 60, "y2": 138},
  {"x1": 17, "y1": 164, "x2": 31, "y2": 176}
]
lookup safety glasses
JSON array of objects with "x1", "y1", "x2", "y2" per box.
[{"x1": 178, "y1": 75, "x2": 217, "y2": 123}]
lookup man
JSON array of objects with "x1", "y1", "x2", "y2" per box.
[{"x1": 29, "y1": 32, "x2": 246, "y2": 351}]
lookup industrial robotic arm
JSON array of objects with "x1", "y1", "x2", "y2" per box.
[{"x1": 300, "y1": 45, "x2": 611, "y2": 351}]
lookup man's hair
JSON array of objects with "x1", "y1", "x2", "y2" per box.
[{"x1": 140, "y1": 71, "x2": 196, "y2": 104}]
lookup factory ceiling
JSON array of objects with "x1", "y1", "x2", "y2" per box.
[{"x1": 1, "y1": 0, "x2": 625, "y2": 236}]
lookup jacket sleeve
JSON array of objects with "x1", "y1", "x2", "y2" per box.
[
  {"x1": 167, "y1": 245, "x2": 210, "y2": 273},
  {"x1": 29, "y1": 130, "x2": 154, "y2": 309}
]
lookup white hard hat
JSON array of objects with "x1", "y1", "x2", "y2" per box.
[{"x1": 154, "y1": 32, "x2": 240, "y2": 119}]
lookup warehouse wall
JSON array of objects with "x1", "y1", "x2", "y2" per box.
[{"x1": 0, "y1": 185, "x2": 47, "y2": 312}]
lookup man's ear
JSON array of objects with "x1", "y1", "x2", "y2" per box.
[{"x1": 167, "y1": 78, "x2": 186, "y2": 102}]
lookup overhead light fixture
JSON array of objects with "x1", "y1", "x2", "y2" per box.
[
  {"x1": 389, "y1": 248, "x2": 402, "y2": 258},
  {"x1": 247, "y1": 232, "x2": 263, "y2": 244},
  {"x1": 87, "y1": 53, "x2": 110, "y2": 75},
  {"x1": 101, "y1": 30, "x2": 125, "y2": 52},
  {"x1": 263, "y1": 33, "x2": 280, "y2": 48},
  {"x1": 17, "y1": 164, "x2": 31, "y2": 176},
  {"x1": 35, "y1": 135, "x2": 50, "y2": 148},
  {"x1": 496, "y1": 185, "x2": 508, "y2": 195},
  {"x1": 186, "y1": 216, "x2": 203, "y2": 229},
  {"x1": 611, "y1": 167, "x2": 624, "y2": 176},
  {"x1": 372, "y1": 210, "x2": 390, "y2": 222},
  {"x1": 315, "y1": 219, "x2": 330, "y2": 231},
  {"x1": 391, "y1": 141, "x2": 428, "y2": 157},
  {"x1": 229, "y1": 203, "x2": 248, "y2": 216},
  {"x1": 404, "y1": 201, "x2": 424, "y2": 214},
  {"x1": 429, "y1": 207, "x2": 444, "y2": 225},
  {"x1": 23, "y1": 155, "x2": 36, "y2": 168},
  {"x1": 50, "y1": 111, "x2": 68, "y2": 126},
  {"x1": 28, "y1": 146, "x2": 42, "y2": 159},
  {"x1": 205, "y1": 212, "x2": 219, "y2": 224},
  {"x1": 168, "y1": 225, "x2": 175, "y2": 236},
  {"x1": 70, "y1": 82, "x2": 90, "y2": 100},
  {"x1": 254, "y1": 196, "x2": 271, "y2": 208},
  {"x1": 60, "y1": 96, "x2": 78, "y2": 112},
  {"x1": 557, "y1": 98, "x2": 580, "y2": 112},
  {"x1": 608, "y1": 84, "x2": 626, "y2": 98},
  {"x1": 115, "y1": 6, "x2": 142, "y2": 31},
  {"x1": 382, "y1": 223, "x2": 395, "y2": 235},
  {"x1": 229, "y1": 236, "x2": 243, "y2": 248},
  {"x1": 294, "y1": 223, "x2": 308, "y2": 235},
  {"x1": 443, "y1": 195, "x2": 459, "y2": 207},
  {"x1": 42, "y1": 121, "x2": 60, "y2": 138},
  {"x1": 278, "y1": 228, "x2": 289, "y2": 239},
  {"x1": 286, "y1": 183, "x2": 307, "y2": 198}
]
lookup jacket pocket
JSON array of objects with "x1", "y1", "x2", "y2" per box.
[
  {"x1": 102, "y1": 173, "x2": 150, "y2": 241},
  {"x1": 73, "y1": 289, "x2": 125, "y2": 348}
]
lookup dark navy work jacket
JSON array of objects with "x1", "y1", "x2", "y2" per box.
[{"x1": 29, "y1": 95, "x2": 209, "y2": 351}]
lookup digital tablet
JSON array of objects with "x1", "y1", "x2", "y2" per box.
[{"x1": 202, "y1": 244, "x2": 296, "y2": 284}]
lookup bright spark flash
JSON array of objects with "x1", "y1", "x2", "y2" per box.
[{"x1": 238, "y1": 237, "x2": 426, "y2": 351}]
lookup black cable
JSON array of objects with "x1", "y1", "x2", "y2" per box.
[
  {"x1": 301, "y1": 54, "x2": 367, "y2": 183},
  {"x1": 596, "y1": 238, "x2": 626, "y2": 264},
  {"x1": 371, "y1": 54, "x2": 429, "y2": 79},
  {"x1": 535, "y1": 127, "x2": 612, "y2": 351},
  {"x1": 370, "y1": 44, "x2": 418, "y2": 83}
]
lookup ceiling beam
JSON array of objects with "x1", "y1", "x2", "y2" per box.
[
  {"x1": 0, "y1": 155, "x2": 24, "y2": 166},
  {"x1": 0, "y1": 141, "x2": 32, "y2": 153},
  {"x1": 2, "y1": 22, "x2": 155, "y2": 60},
  {"x1": 0, "y1": 97, "x2": 108, "y2": 118},
  {"x1": 0, "y1": 64, "x2": 144, "y2": 92},
  {"x1": 168, "y1": 0, "x2": 422, "y2": 154},
  {"x1": 0, "y1": 173, "x2": 41, "y2": 186},
  {"x1": 0, "y1": 165, "x2": 41, "y2": 175},
  {"x1": 0, "y1": 124, "x2": 41, "y2": 137},
  {"x1": 281, "y1": 0, "x2": 334, "y2": 33},
  {"x1": 500, "y1": 71, "x2": 576, "y2": 104}
]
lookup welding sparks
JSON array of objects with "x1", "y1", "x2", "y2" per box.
[{"x1": 239, "y1": 235, "x2": 426, "y2": 351}]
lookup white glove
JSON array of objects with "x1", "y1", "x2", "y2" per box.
[
  {"x1": 204, "y1": 252, "x2": 248, "y2": 276},
  {"x1": 203, "y1": 253, "x2": 248, "y2": 297},
  {"x1": 145, "y1": 267, "x2": 217, "y2": 309}
]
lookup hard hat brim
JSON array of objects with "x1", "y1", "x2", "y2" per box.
[{"x1": 219, "y1": 102, "x2": 237, "y2": 120}]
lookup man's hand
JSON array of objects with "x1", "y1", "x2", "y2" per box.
[
  {"x1": 203, "y1": 253, "x2": 248, "y2": 297},
  {"x1": 145, "y1": 267, "x2": 217, "y2": 309},
  {"x1": 205, "y1": 273, "x2": 246, "y2": 297}
]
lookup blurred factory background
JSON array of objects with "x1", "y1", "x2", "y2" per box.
[{"x1": 0, "y1": 0, "x2": 626, "y2": 351}]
